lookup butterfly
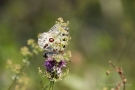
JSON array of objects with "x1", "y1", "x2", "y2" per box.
[{"x1": 38, "y1": 23, "x2": 69, "y2": 57}]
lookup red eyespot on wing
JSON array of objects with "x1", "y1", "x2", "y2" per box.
[
  {"x1": 44, "y1": 44, "x2": 48, "y2": 48},
  {"x1": 49, "y1": 38, "x2": 54, "y2": 42}
]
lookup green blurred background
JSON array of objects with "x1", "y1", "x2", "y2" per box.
[{"x1": 0, "y1": 0, "x2": 135, "y2": 90}]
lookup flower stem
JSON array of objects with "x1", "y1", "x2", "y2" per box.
[
  {"x1": 49, "y1": 81, "x2": 54, "y2": 90},
  {"x1": 8, "y1": 78, "x2": 17, "y2": 90},
  {"x1": 52, "y1": 81, "x2": 54, "y2": 90}
]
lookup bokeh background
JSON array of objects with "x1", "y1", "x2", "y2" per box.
[{"x1": 0, "y1": 0, "x2": 135, "y2": 90}]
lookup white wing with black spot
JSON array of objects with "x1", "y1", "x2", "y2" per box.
[{"x1": 38, "y1": 23, "x2": 69, "y2": 53}]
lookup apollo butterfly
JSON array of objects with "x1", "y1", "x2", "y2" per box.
[{"x1": 38, "y1": 23, "x2": 69, "y2": 55}]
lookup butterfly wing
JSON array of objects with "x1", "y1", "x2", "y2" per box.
[
  {"x1": 48, "y1": 24, "x2": 60, "y2": 34},
  {"x1": 38, "y1": 24, "x2": 69, "y2": 53},
  {"x1": 38, "y1": 32, "x2": 53, "y2": 51}
]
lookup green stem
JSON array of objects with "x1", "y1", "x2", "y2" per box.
[
  {"x1": 123, "y1": 82, "x2": 126, "y2": 90},
  {"x1": 49, "y1": 81, "x2": 54, "y2": 90},
  {"x1": 8, "y1": 78, "x2": 17, "y2": 90},
  {"x1": 52, "y1": 81, "x2": 54, "y2": 90},
  {"x1": 49, "y1": 82, "x2": 51, "y2": 90}
]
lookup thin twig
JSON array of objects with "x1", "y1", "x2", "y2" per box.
[{"x1": 106, "y1": 61, "x2": 126, "y2": 90}]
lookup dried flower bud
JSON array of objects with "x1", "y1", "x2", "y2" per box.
[
  {"x1": 106, "y1": 70, "x2": 110, "y2": 75},
  {"x1": 118, "y1": 68, "x2": 123, "y2": 75},
  {"x1": 109, "y1": 61, "x2": 112, "y2": 64},
  {"x1": 123, "y1": 78, "x2": 127, "y2": 83}
]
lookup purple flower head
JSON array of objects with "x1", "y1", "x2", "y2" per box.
[
  {"x1": 44, "y1": 58, "x2": 67, "y2": 74},
  {"x1": 58, "y1": 60, "x2": 66, "y2": 68},
  {"x1": 44, "y1": 58, "x2": 56, "y2": 73}
]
